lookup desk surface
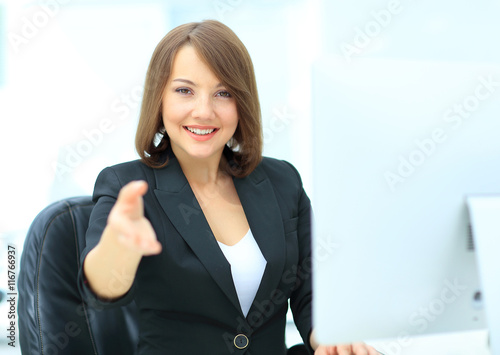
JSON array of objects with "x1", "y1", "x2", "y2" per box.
[
  {"x1": 368, "y1": 329, "x2": 490, "y2": 355},
  {"x1": 286, "y1": 315, "x2": 490, "y2": 355}
]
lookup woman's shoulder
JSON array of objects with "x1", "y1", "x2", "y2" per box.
[
  {"x1": 105, "y1": 158, "x2": 149, "y2": 173},
  {"x1": 94, "y1": 159, "x2": 154, "y2": 188},
  {"x1": 257, "y1": 156, "x2": 303, "y2": 188}
]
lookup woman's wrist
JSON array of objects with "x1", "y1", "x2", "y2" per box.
[{"x1": 309, "y1": 328, "x2": 319, "y2": 350}]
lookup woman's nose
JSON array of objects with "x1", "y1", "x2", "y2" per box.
[{"x1": 192, "y1": 95, "x2": 215, "y2": 120}]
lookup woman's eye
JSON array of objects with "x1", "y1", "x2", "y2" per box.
[
  {"x1": 217, "y1": 90, "x2": 231, "y2": 98},
  {"x1": 176, "y1": 88, "x2": 191, "y2": 95}
]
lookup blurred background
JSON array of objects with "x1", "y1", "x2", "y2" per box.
[{"x1": 0, "y1": 0, "x2": 498, "y2": 354}]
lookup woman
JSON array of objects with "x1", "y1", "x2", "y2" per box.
[{"x1": 79, "y1": 20, "x2": 378, "y2": 355}]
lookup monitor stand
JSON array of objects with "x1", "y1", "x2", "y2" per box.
[{"x1": 467, "y1": 195, "x2": 500, "y2": 355}]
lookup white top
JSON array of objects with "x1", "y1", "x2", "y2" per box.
[{"x1": 217, "y1": 229, "x2": 267, "y2": 317}]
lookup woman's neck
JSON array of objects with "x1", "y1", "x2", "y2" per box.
[{"x1": 172, "y1": 145, "x2": 227, "y2": 186}]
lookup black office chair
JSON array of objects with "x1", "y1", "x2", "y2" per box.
[
  {"x1": 18, "y1": 197, "x2": 309, "y2": 355},
  {"x1": 18, "y1": 197, "x2": 139, "y2": 355}
]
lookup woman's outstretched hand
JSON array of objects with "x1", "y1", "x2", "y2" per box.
[
  {"x1": 315, "y1": 343, "x2": 380, "y2": 355},
  {"x1": 107, "y1": 180, "x2": 162, "y2": 256},
  {"x1": 311, "y1": 330, "x2": 380, "y2": 355}
]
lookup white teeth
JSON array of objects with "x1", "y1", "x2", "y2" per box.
[{"x1": 186, "y1": 127, "x2": 216, "y2": 135}]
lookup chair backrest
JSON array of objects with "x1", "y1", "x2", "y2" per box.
[{"x1": 18, "y1": 196, "x2": 139, "y2": 355}]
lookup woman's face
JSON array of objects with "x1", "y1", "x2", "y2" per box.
[{"x1": 161, "y1": 45, "x2": 238, "y2": 162}]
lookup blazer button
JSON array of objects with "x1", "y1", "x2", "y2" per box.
[{"x1": 234, "y1": 334, "x2": 249, "y2": 349}]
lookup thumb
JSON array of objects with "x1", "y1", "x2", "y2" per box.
[{"x1": 115, "y1": 180, "x2": 148, "y2": 217}]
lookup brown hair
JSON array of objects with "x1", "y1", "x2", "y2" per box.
[{"x1": 135, "y1": 20, "x2": 262, "y2": 177}]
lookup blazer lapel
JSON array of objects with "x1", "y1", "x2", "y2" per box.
[
  {"x1": 233, "y1": 165, "x2": 286, "y2": 319},
  {"x1": 153, "y1": 155, "x2": 242, "y2": 315},
  {"x1": 152, "y1": 151, "x2": 287, "y2": 321}
]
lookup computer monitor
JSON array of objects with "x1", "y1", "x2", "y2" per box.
[{"x1": 311, "y1": 56, "x2": 500, "y2": 353}]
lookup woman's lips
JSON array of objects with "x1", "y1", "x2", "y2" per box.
[{"x1": 183, "y1": 126, "x2": 219, "y2": 141}]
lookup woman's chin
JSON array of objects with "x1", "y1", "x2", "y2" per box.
[{"x1": 174, "y1": 145, "x2": 224, "y2": 162}]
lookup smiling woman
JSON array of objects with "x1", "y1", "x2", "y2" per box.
[
  {"x1": 135, "y1": 20, "x2": 262, "y2": 178},
  {"x1": 161, "y1": 45, "x2": 239, "y2": 162},
  {"x1": 78, "y1": 19, "x2": 377, "y2": 355}
]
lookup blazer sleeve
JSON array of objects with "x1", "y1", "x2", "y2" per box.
[
  {"x1": 77, "y1": 166, "x2": 137, "y2": 309},
  {"x1": 284, "y1": 162, "x2": 314, "y2": 354}
]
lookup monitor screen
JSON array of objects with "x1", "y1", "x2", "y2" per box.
[{"x1": 311, "y1": 56, "x2": 500, "y2": 351}]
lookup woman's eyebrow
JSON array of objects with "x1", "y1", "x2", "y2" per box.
[
  {"x1": 172, "y1": 78, "x2": 225, "y2": 88},
  {"x1": 172, "y1": 78, "x2": 195, "y2": 85}
]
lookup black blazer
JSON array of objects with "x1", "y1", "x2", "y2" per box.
[{"x1": 78, "y1": 151, "x2": 313, "y2": 355}]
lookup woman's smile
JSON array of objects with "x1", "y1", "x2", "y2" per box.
[{"x1": 183, "y1": 125, "x2": 220, "y2": 141}]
